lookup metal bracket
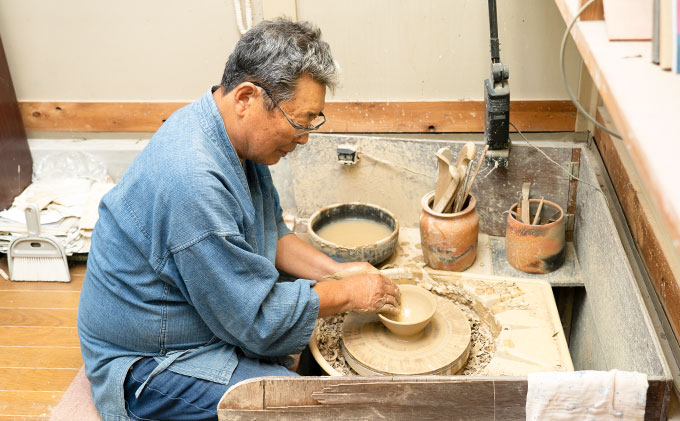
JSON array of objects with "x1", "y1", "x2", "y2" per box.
[
  {"x1": 565, "y1": 162, "x2": 580, "y2": 180},
  {"x1": 565, "y1": 213, "x2": 575, "y2": 232},
  {"x1": 586, "y1": 130, "x2": 595, "y2": 148}
]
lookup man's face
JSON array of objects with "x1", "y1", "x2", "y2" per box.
[{"x1": 247, "y1": 74, "x2": 326, "y2": 165}]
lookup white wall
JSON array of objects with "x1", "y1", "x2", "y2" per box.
[{"x1": 0, "y1": 0, "x2": 581, "y2": 102}]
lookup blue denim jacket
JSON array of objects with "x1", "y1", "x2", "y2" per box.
[{"x1": 77, "y1": 89, "x2": 320, "y2": 420}]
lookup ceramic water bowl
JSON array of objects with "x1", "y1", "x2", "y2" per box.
[
  {"x1": 307, "y1": 202, "x2": 399, "y2": 265},
  {"x1": 379, "y1": 284, "x2": 438, "y2": 336}
]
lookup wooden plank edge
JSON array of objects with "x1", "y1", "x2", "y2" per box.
[
  {"x1": 579, "y1": 0, "x2": 604, "y2": 20},
  {"x1": 19, "y1": 100, "x2": 576, "y2": 133},
  {"x1": 595, "y1": 107, "x2": 680, "y2": 346},
  {"x1": 217, "y1": 376, "x2": 669, "y2": 419}
]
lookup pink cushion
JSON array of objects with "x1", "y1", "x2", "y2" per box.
[{"x1": 49, "y1": 366, "x2": 101, "y2": 421}]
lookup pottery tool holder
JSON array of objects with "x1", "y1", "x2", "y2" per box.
[
  {"x1": 433, "y1": 143, "x2": 481, "y2": 214},
  {"x1": 516, "y1": 183, "x2": 551, "y2": 226}
]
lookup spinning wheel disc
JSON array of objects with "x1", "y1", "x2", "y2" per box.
[{"x1": 341, "y1": 297, "x2": 472, "y2": 376}]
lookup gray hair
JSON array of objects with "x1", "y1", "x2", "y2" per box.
[{"x1": 220, "y1": 18, "x2": 338, "y2": 110}]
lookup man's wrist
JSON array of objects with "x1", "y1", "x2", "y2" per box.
[{"x1": 313, "y1": 278, "x2": 353, "y2": 317}]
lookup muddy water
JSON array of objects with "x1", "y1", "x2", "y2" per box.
[{"x1": 316, "y1": 217, "x2": 393, "y2": 247}]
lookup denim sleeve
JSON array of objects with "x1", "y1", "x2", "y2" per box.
[
  {"x1": 277, "y1": 218, "x2": 292, "y2": 240},
  {"x1": 272, "y1": 184, "x2": 291, "y2": 240},
  {"x1": 172, "y1": 233, "x2": 319, "y2": 357}
]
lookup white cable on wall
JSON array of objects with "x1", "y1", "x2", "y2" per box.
[
  {"x1": 233, "y1": 0, "x2": 253, "y2": 35},
  {"x1": 245, "y1": 0, "x2": 253, "y2": 31}
]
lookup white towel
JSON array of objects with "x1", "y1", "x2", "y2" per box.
[{"x1": 526, "y1": 370, "x2": 648, "y2": 420}]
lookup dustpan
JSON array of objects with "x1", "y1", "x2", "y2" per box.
[{"x1": 8, "y1": 204, "x2": 70, "y2": 282}]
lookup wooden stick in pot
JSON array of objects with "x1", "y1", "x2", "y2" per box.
[
  {"x1": 456, "y1": 145, "x2": 489, "y2": 212},
  {"x1": 434, "y1": 148, "x2": 453, "y2": 205}
]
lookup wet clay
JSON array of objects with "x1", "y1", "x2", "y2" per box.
[
  {"x1": 315, "y1": 217, "x2": 393, "y2": 247},
  {"x1": 382, "y1": 285, "x2": 435, "y2": 324},
  {"x1": 315, "y1": 277, "x2": 495, "y2": 376},
  {"x1": 386, "y1": 305, "x2": 418, "y2": 323}
]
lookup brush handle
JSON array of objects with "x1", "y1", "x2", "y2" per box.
[
  {"x1": 532, "y1": 197, "x2": 545, "y2": 225},
  {"x1": 462, "y1": 145, "x2": 489, "y2": 204},
  {"x1": 24, "y1": 204, "x2": 41, "y2": 236}
]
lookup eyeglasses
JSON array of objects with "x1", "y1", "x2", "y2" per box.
[{"x1": 251, "y1": 81, "x2": 326, "y2": 136}]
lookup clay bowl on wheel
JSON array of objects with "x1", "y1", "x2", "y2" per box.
[
  {"x1": 307, "y1": 202, "x2": 399, "y2": 265},
  {"x1": 379, "y1": 285, "x2": 437, "y2": 336}
]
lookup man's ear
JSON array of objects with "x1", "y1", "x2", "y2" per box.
[{"x1": 232, "y1": 83, "x2": 258, "y2": 118}]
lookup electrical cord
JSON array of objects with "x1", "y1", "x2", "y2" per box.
[
  {"x1": 560, "y1": 0, "x2": 622, "y2": 139},
  {"x1": 357, "y1": 151, "x2": 433, "y2": 179},
  {"x1": 510, "y1": 121, "x2": 609, "y2": 206}
]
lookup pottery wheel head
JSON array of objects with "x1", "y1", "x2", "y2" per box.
[{"x1": 341, "y1": 297, "x2": 472, "y2": 376}]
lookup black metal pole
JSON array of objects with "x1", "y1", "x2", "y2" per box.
[{"x1": 488, "y1": 0, "x2": 500, "y2": 63}]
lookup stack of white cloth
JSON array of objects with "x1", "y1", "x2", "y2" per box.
[
  {"x1": 0, "y1": 152, "x2": 116, "y2": 255},
  {"x1": 526, "y1": 370, "x2": 648, "y2": 420},
  {"x1": 0, "y1": 177, "x2": 115, "y2": 255}
]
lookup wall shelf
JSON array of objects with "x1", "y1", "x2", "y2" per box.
[{"x1": 554, "y1": 0, "x2": 680, "y2": 256}]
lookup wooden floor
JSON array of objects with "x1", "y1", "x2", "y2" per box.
[{"x1": 0, "y1": 256, "x2": 85, "y2": 420}]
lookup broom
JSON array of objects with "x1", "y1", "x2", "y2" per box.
[{"x1": 8, "y1": 204, "x2": 70, "y2": 282}]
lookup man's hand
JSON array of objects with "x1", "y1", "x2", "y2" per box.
[
  {"x1": 313, "y1": 271, "x2": 401, "y2": 317},
  {"x1": 322, "y1": 261, "x2": 376, "y2": 280},
  {"x1": 344, "y1": 272, "x2": 401, "y2": 316}
]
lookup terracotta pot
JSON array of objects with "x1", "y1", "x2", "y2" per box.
[
  {"x1": 419, "y1": 191, "x2": 478, "y2": 271},
  {"x1": 505, "y1": 199, "x2": 565, "y2": 274}
]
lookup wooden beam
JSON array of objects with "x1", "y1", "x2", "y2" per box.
[
  {"x1": 0, "y1": 35, "x2": 32, "y2": 210},
  {"x1": 19, "y1": 100, "x2": 576, "y2": 133},
  {"x1": 579, "y1": 0, "x2": 604, "y2": 20},
  {"x1": 574, "y1": 62, "x2": 600, "y2": 132},
  {"x1": 218, "y1": 375, "x2": 670, "y2": 420},
  {"x1": 595, "y1": 106, "x2": 680, "y2": 344},
  {"x1": 19, "y1": 101, "x2": 186, "y2": 132}
]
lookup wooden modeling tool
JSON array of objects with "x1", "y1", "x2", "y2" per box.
[
  {"x1": 433, "y1": 164, "x2": 460, "y2": 213},
  {"x1": 454, "y1": 142, "x2": 476, "y2": 168},
  {"x1": 460, "y1": 145, "x2": 489, "y2": 210},
  {"x1": 434, "y1": 148, "x2": 453, "y2": 205},
  {"x1": 450, "y1": 143, "x2": 476, "y2": 213},
  {"x1": 450, "y1": 165, "x2": 469, "y2": 213},
  {"x1": 532, "y1": 197, "x2": 545, "y2": 225},
  {"x1": 521, "y1": 182, "x2": 531, "y2": 224}
]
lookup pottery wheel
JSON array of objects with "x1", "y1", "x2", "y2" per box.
[{"x1": 341, "y1": 297, "x2": 472, "y2": 376}]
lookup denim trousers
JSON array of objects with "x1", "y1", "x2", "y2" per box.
[{"x1": 124, "y1": 352, "x2": 298, "y2": 420}]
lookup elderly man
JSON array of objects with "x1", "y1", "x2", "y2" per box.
[{"x1": 77, "y1": 18, "x2": 400, "y2": 421}]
